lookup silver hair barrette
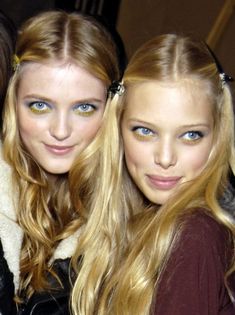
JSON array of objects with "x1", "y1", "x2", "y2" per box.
[
  {"x1": 205, "y1": 43, "x2": 234, "y2": 87},
  {"x1": 219, "y1": 72, "x2": 234, "y2": 87},
  {"x1": 108, "y1": 81, "x2": 125, "y2": 96}
]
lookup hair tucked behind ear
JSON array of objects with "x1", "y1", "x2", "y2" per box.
[
  {"x1": 2, "y1": 10, "x2": 119, "y2": 299},
  {"x1": 70, "y1": 34, "x2": 235, "y2": 315}
]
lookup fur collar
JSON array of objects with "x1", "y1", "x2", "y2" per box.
[
  {"x1": 0, "y1": 145, "x2": 79, "y2": 290},
  {"x1": 0, "y1": 146, "x2": 22, "y2": 292},
  {"x1": 51, "y1": 230, "x2": 80, "y2": 262}
]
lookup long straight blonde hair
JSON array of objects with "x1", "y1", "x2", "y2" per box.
[{"x1": 69, "y1": 34, "x2": 235, "y2": 315}]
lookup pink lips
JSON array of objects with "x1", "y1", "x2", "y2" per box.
[
  {"x1": 147, "y1": 175, "x2": 182, "y2": 190},
  {"x1": 44, "y1": 144, "x2": 74, "y2": 155}
]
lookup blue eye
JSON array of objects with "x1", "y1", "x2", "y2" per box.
[
  {"x1": 74, "y1": 103, "x2": 96, "y2": 115},
  {"x1": 132, "y1": 126, "x2": 154, "y2": 138},
  {"x1": 28, "y1": 101, "x2": 51, "y2": 114},
  {"x1": 182, "y1": 131, "x2": 203, "y2": 141}
]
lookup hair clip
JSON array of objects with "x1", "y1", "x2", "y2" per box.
[
  {"x1": 205, "y1": 43, "x2": 234, "y2": 87},
  {"x1": 12, "y1": 54, "x2": 20, "y2": 71},
  {"x1": 219, "y1": 72, "x2": 234, "y2": 87},
  {"x1": 108, "y1": 81, "x2": 125, "y2": 96}
]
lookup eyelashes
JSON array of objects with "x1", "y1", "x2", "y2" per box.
[
  {"x1": 28, "y1": 101, "x2": 51, "y2": 114},
  {"x1": 73, "y1": 103, "x2": 97, "y2": 116},
  {"x1": 131, "y1": 126, "x2": 154, "y2": 140},
  {"x1": 131, "y1": 125, "x2": 205, "y2": 143},
  {"x1": 181, "y1": 131, "x2": 204, "y2": 142},
  {"x1": 27, "y1": 101, "x2": 97, "y2": 116}
]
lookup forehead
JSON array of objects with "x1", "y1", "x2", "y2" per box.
[
  {"x1": 18, "y1": 60, "x2": 98, "y2": 82},
  {"x1": 124, "y1": 80, "x2": 213, "y2": 125},
  {"x1": 126, "y1": 79, "x2": 211, "y2": 101},
  {"x1": 17, "y1": 60, "x2": 106, "y2": 99}
]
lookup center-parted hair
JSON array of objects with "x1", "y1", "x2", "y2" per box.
[
  {"x1": 69, "y1": 34, "x2": 235, "y2": 314},
  {"x1": 2, "y1": 10, "x2": 120, "y2": 299}
]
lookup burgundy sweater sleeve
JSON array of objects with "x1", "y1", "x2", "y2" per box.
[{"x1": 153, "y1": 212, "x2": 235, "y2": 315}]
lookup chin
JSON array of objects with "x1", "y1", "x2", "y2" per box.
[
  {"x1": 44, "y1": 166, "x2": 70, "y2": 176},
  {"x1": 145, "y1": 191, "x2": 170, "y2": 205}
]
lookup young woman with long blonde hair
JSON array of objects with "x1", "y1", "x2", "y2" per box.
[
  {"x1": 1, "y1": 10, "x2": 120, "y2": 314},
  {"x1": 70, "y1": 33, "x2": 235, "y2": 314}
]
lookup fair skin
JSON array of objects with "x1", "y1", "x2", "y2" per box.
[
  {"x1": 122, "y1": 80, "x2": 214, "y2": 205},
  {"x1": 17, "y1": 61, "x2": 106, "y2": 175}
]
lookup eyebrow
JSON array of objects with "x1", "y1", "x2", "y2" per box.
[
  {"x1": 127, "y1": 119, "x2": 211, "y2": 129},
  {"x1": 22, "y1": 94, "x2": 105, "y2": 104}
]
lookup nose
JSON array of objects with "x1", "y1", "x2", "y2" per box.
[
  {"x1": 154, "y1": 138, "x2": 176, "y2": 169},
  {"x1": 49, "y1": 112, "x2": 72, "y2": 141}
]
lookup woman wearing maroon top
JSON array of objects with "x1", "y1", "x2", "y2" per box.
[{"x1": 69, "y1": 34, "x2": 235, "y2": 315}]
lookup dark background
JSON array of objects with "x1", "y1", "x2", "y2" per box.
[
  {"x1": 0, "y1": 0, "x2": 121, "y2": 28},
  {"x1": 0, "y1": 0, "x2": 234, "y2": 89}
]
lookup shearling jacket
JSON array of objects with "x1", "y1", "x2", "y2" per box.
[
  {"x1": 0, "y1": 240, "x2": 16, "y2": 315},
  {"x1": 0, "y1": 144, "x2": 22, "y2": 314},
  {"x1": 17, "y1": 232, "x2": 80, "y2": 315},
  {"x1": 0, "y1": 144, "x2": 79, "y2": 314}
]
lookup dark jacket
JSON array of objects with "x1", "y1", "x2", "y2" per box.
[
  {"x1": 18, "y1": 258, "x2": 74, "y2": 315},
  {"x1": 0, "y1": 240, "x2": 16, "y2": 315},
  {"x1": 0, "y1": 144, "x2": 23, "y2": 314}
]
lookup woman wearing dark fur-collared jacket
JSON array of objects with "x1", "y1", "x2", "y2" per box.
[{"x1": 1, "y1": 10, "x2": 120, "y2": 315}]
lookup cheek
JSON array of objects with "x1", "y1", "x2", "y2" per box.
[
  {"x1": 74, "y1": 116, "x2": 103, "y2": 142},
  {"x1": 19, "y1": 117, "x2": 45, "y2": 138},
  {"x1": 18, "y1": 114, "x2": 36, "y2": 140},
  {"x1": 17, "y1": 109, "x2": 48, "y2": 145},
  {"x1": 123, "y1": 138, "x2": 146, "y2": 172},
  {"x1": 184, "y1": 145, "x2": 213, "y2": 175}
]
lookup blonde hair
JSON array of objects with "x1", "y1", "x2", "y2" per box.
[
  {"x1": 70, "y1": 34, "x2": 235, "y2": 314},
  {"x1": 2, "y1": 10, "x2": 119, "y2": 298}
]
